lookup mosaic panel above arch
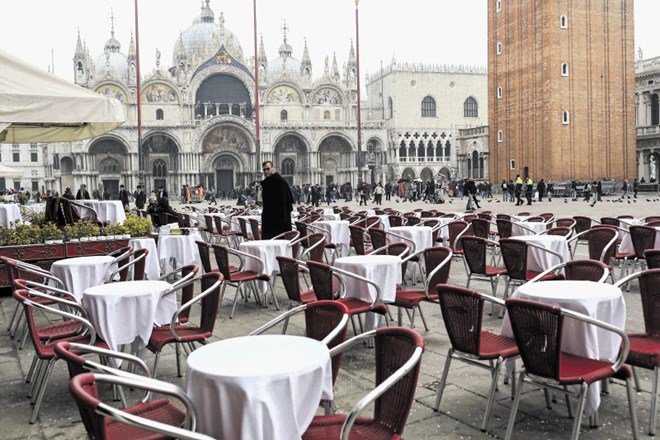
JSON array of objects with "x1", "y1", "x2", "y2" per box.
[
  {"x1": 267, "y1": 85, "x2": 301, "y2": 104},
  {"x1": 141, "y1": 83, "x2": 179, "y2": 103},
  {"x1": 88, "y1": 138, "x2": 128, "y2": 155},
  {"x1": 203, "y1": 125, "x2": 251, "y2": 153},
  {"x1": 274, "y1": 134, "x2": 308, "y2": 154},
  {"x1": 143, "y1": 134, "x2": 179, "y2": 154},
  {"x1": 94, "y1": 84, "x2": 127, "y2": 102},
  {"x1": 313, "y1": 87, "x2": 343, "y2": 105}
]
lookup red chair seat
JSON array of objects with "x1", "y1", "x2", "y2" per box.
[
  {"x1": 303, "y1": 414, "x2": 392, "y2": 440},
  {"x1": 147, "y1": 326, "x2": 212, "y2": 352},
  {"x1": 627, "y1": 334, "x2": 660, "y2": 369},
  {"x1": 558, "y1": 352, "x2": 624, "y2": 385},
  {"x1": 339, "y1": 297, "x2": 388, "y2": 315},
  {"x1": 37, "y1": 320, "x2": 86, "y2": 341},
  {"x1": 229, "y1": 271, "x2": 271, "y2": 282},
  {"x1": 394, "y1": 289, "x2": 438, "y2": 308},
  {"x1": 105, "y1": 398, "x2": 186, "y2": 439},
  {"x1": 485, "y1": 266, "x2": 507, "y2": 276},
  {"x1": 478, "y1": 331, "x2": 519, "y2": 359},
  {"x1": 299, "y1": 289, "x2": 317, "y2": 303}
]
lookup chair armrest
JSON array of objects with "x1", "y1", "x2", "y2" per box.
[
  {"x1": 527, "y1": 261, "x2": 567, "y2": 283},
  {"x1": 227, "y1": 247, "x2": 265, "y2": 274},
  {"x1": 67, "y1": 341, "x2": 152, "y2": 378},
  {"x1": 91, "y1": 372, "x2": 207, "y2": 437},
  {"x1": 614, "y1": 271, "x2": 642, "y2": 289},
  {"x1": 25, "y1": 287, "x2": 87, "y2": 317},
  {"x1": 15, "y1": 261, "x2": 65, "y2": 288},
  {"x1": 21, "y1": 279, "x2": 76, "y2": 302},
  {"x1": 340, "y1": 346, "x2": 424, "y2": 440},
  {"x1": 25, "y1": 298, "x2": 96, "y2": 344},
  {"x1": 109, "y1": 251, "x2": 147, "y2": 280},
  {"x1": 422, "y1": 250, "x2": 453, "y2": 296},
  {"x1": 169, "y1": 276, "x2": 223, "y2": 341},
  {"x1": 249, "y1": 304, "x2": 307, "y2": 335}
]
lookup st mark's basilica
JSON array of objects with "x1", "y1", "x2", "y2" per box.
[{"x1": 42, "y1": 0, "x2": 488, "y2": 196}]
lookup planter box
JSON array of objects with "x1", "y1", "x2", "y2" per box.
[{"x1": 0, "y1": 239, "x2": 129, "y2": 290}]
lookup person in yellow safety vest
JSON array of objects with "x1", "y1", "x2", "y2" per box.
[
  {"x1": 514, "y1": 175, "x2": 524, "y2": 206},
  {"x1": 525, "y1": 177, "x2": 534, "y2": 205}
]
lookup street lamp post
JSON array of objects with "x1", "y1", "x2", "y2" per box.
[{"x1": 354, "y1": 0, "x2": 363, "y2": 184}]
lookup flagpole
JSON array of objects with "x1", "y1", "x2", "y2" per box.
[
  {"x1": 355, "y1": 0, "x2": 363, "y2": 184},
  {"x1": 134, "y1": 0, "x2": 143, "y2": 186}
]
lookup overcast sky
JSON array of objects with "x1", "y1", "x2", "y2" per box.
[{"x1": 2, "y1": 0, "x2": 658, "y2": 81}]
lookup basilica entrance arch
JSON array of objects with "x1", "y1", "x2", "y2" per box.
[
  {"x1": 142, "y1": 133, "x2": 180, "y2": 192},
  {"x1": 318, "y1": 135, "x2": 353, "y2": 184},
  {"x1": 273, "y1": 133, "x2": 308, "y2": 185},
  {"x1": 89, "y1": 137, "x2": 129, "y2": 198},
  {"x1": 212, "y1": 155, "x2": 241, "y2": 194}
]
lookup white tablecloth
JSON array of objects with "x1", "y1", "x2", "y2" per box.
[
  {"x1": 50, "y1": 255, "x2": 117, "y2": 300},
  {"x1": 231, "y1": 215, "x2": 261, "y2": 233},
  {"x1": 511, "y1": 220, "x2": 547, "y2": 236},
  {"x1": 618, "y1": 226, "x2": 660, "y2": 254},
  {"x1": 436, "y1": 217, "x2": 455, "y2": 241},
  {"x1": 186, "y1": 335, "x2": 333, "y2": 440},
  {"x1": 82, "y1": 280, "x2": 176, "y2": 357},
  {"x1": 239, "y1": 239, "x2": 292, "y2": 294},
  {"x1": 509, "y1": 235, "x2": 570, "y2": 272},
  {"x1": 0, "y1": 203, "x2": 21, "y2": 227},
  {"x1": 376, "y1": 214, "x2": 392, "y2": 230},
  {"x1": 128, "y1": 237, "x2": 161, "y2": 280},
  {"x1": 79, "y1": 200, "x2": 126, "y2": 224},
  {"x1": 388, "y1": 226, "x2": 433, "y2": 253},
  {"x1": 501, "y1": 280, "x2": 625, "y2": 416},
  {"x1": 157, "y1": 233, "x2": 202, "y2": 273},
  {"x1": 312, "y1": 220, "x2": 350, "y2": 257},
  {"x1": 335, "y1": 255, "x2": 401, "y2": 330}
]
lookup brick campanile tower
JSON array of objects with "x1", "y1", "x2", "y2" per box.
[{"x1": 488, "y1": 0, "x2": 636, "y2": 182}]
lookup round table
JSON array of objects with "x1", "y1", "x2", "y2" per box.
[
  {"x1": 79, "y1": 200, "x2": 126, "y2": 224},
  {"x1": 508, "y1": 234, "x2": 570, "y2": 272},
  {"x1": 239, "y1": 239, "x2": 292, "y2": 297},
  {"x1": 0, "y1": 203, "x2": 21, "y2": 227},
  {"x1": 157, "y1": 233, "x2": 202, "y2": 273},
  {"x1": 50, "y1": 255, "x2": 117, "y2": 300},
  {"x1": 511, "y1": 220, "x2": 547, "y2": 236},
  {"x1": 311, "y1": 220, "x2": 350, "y2": 257},
  {"x1": 128, "y1": 237, "x2": 161, "y2": 280},
  {"x1": 82, "y1": 280, "x2": 176, "y2": 359},
  {"x1": 388, "y1": 225, "x2": 434, "y2": 253},
  {"x1": 501, "y1": 280, "x2": 625, "y2": 416},
  {"x1": 186, "y1": 335, "x2": 333, "y2": 440}
]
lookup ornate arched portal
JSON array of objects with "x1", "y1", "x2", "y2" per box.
[
  {"x1": 273, "y1": 134, "x2": 308, "y2": 186},
  {"x1": 142, "y1": 133, "x2": 179, "y2": 192},
  {"x1": 318, "y1": 135, "x2": 353, "y2": 184},
  {"x1": 89, "y1": 137, "x2": 129, "y2": 197}
]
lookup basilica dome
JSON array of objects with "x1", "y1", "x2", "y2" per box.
[
  {"x1": 268, "y1": 38, "x2": 302, "y2": 78},
  {"x1": 94, "y1": 32, "x2": 128, "y2": 78},
  {"x1": 172, "y1": 0, "x2": 243, "y2": 66}
]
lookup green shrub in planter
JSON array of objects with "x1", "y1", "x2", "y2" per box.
[
  {"x1": 123, "y1": 214, "x2": 152, "y2": 237},
  {"x1": 104, "y1": 223, "x2": 129, "y2": 236},
  {"x1": 41, "y1": 222, "x2": 63, "y2": 242}
]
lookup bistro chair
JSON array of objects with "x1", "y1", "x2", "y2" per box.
[
  {"x1": 301, "y1": 327, "x2": 424, "y2": 440},
  {"x1": 146, "y1": 272, "x2": 223, "y2": 378},
  {"x1": 615, "y1": 268, "x2": 660, "y2": 435},
  {"x1": 391, "y1": 247, "x2": 453, "y2": 331},
  {"x1": 69, "y1": 372, "x2": 213, "y2": 440},
  {"x1": 503, "y1": 298, "x2": 639, "y2": 440},
  {"x1": 460, "y1": 236, "x2": 507, "y2": 298},
  {"x1": 527, "y1": 259, "x2": 610, "y2": 283},
  {"x1": 434, "y1": 284, "x2": 519, "y2": 433}
]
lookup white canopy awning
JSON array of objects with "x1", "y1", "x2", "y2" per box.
[{"x1": 0, "y1": 48, "x2": 124, "y2": 143}]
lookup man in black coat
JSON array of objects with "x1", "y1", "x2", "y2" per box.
[
  {"x1": 76, "y1": 184, "x2": 90, "y2": 200},
  {"x1": 119, "y1": 185, "x2": 130, "y2": 211},
  {"x1": 134, "y1": 185, "x2": 146, "y2": 209},
  {"x1": 260, "y1": 161, "x2": 294, "y2": 239}
]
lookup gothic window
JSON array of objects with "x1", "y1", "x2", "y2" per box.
[
  {"x1": 156, "y1": 109, "x2": 164, "y2": 120},
  {"x1": 409, "y1": 140, "x2": 416, "y2": 158},
  {"x1": 444, "y1": 140, "x2": 451, "y2": 158},
  {"x1": 280, "y1": 110, "x2": 288, "y2": 121},
  {"x1": 464, "y1": 97, "x2": 478, "y2": 117},
  {"x1": 219, "y1": 104, "x2": 229, "y2": 115},
  {"x1": 427, "y1": 141, "x2": 434, "y2": 159},
  {"x1": 153, "y1": 159, "x2": 167, "y2": 177},
  {"x1": 417, "y1": 141, "x2": 425, "y2": 159},
  {"x1": 324, "y1": 110, "x2": 331, "y2": 120},
  {"x1": 421, "y1": 96, "x2": 436, "y2": 117},
  {"x1": 388, "y1": 97, "x2": 393, "y2": 119},
  {"x1": 435, "y1": 141, "x2": 443, "y2": 158},
  {"x1": 399, "y1": 141, "x2": 407, "y2": 158},
  {"x1": 99, "y1": 157, "x2": 120, "y2": 173},
  {"x1": 232, "y1": 104, "x2": 241, "y2": 116},
  {"x1": 471, "y1": 151, "x2": 479, "y2": 178},
  {"x1": 281, "y1": 158, "x2": 295, "y2": 175}
]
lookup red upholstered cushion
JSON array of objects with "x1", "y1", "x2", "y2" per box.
[
  {"x1": 627, "y1": 334, "x2": 660, "y2": 369},
  {"x1": 303, "y1": 414, "x2": 399, "y2": 440},
  {"x1": 339, "y1": 297, "x2": 388, "y2": 315},
  {"x1": 485, "y1": 266, "x2": 508, "y2": 276},
  {"x1": 394, "y1": 289, "x2": 438, "y2": 308},
  {"x1": 557, "y1": 352, "x2": 618, "y2": 385},
  {"x1": 105, "y1": 399, "x2": 186, "y2": 440},
  {"x1": 478, "y1": 331, "x2": 519, "y2": 360}
]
